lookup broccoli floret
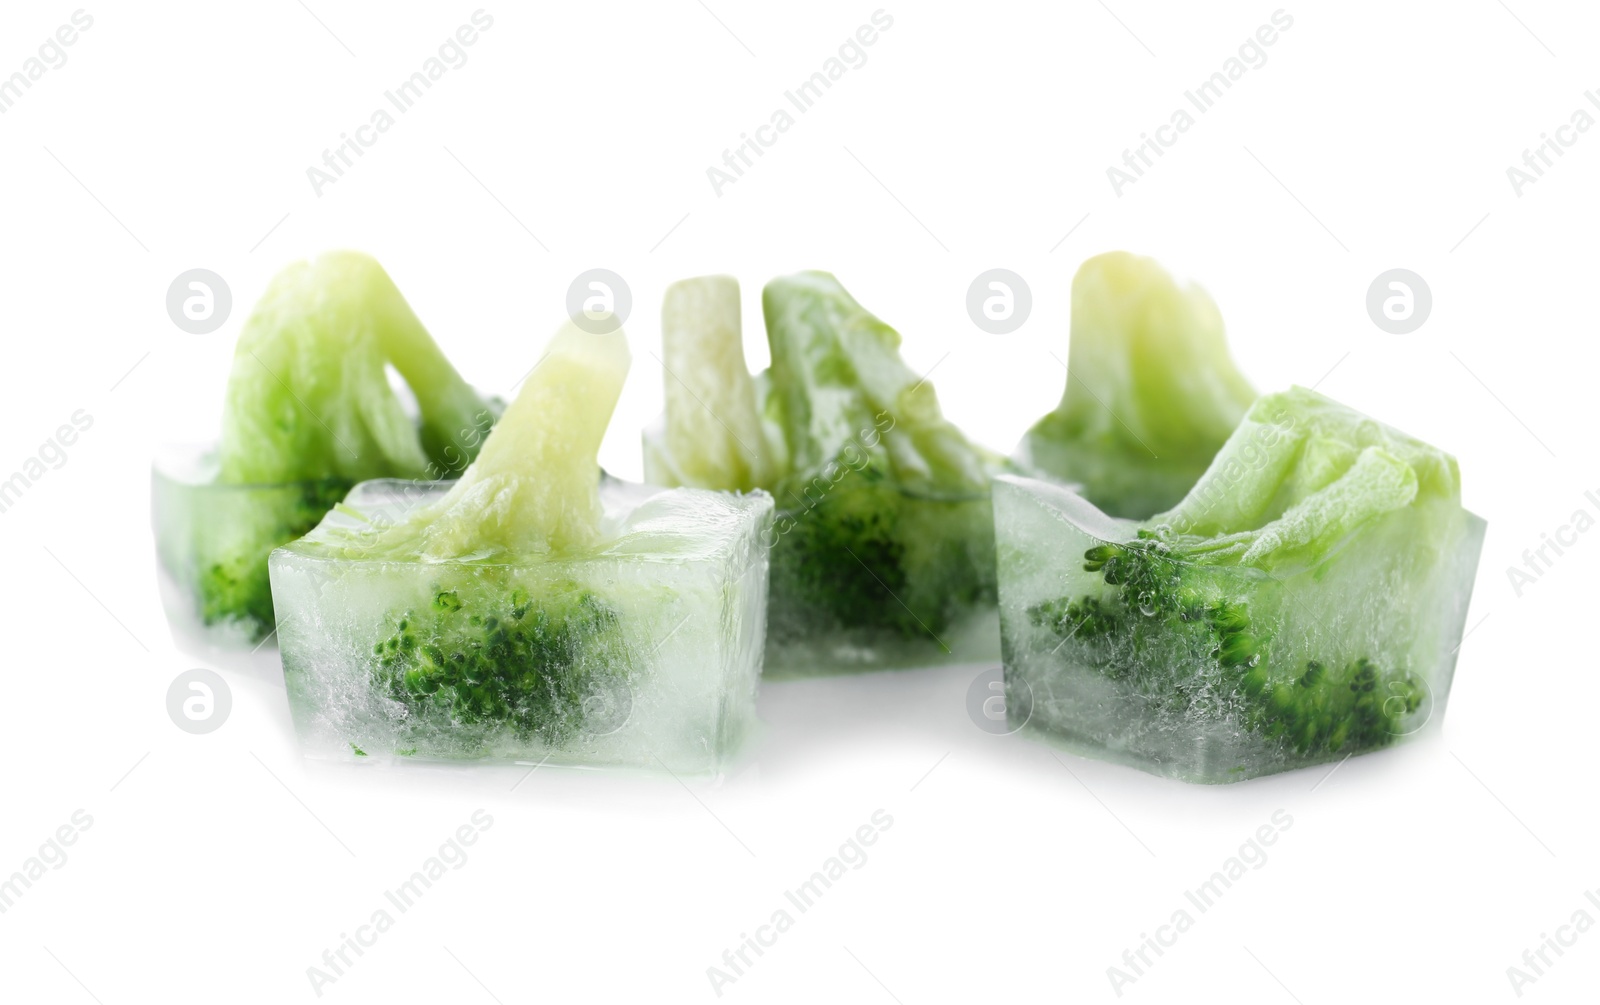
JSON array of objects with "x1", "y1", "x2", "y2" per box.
[
  {"x1": 762, "y1": 272, "x2": 995, "y2": 495},
  {"x1": 372, "y1": 580, "x2": 632, "y2": 745},
  {"x1": 186, "y1": 253, "x2": 496, "y2": 638},
  {"x1": 646, "y1": 272, "x2": 1002, "y2": 650},
  {"x1": 1021, "y1": 386, "x2": 1469, "y2": 762},
  {"x1": 320, "y1": 321, "x2": 639, "y2": 739},
  {"x1": 1029, "y1": 536, "x2": 1424, "y2": 757},
  {"x1": 195, "y1": 477, "x2": 351, "y2": 640},
  {"x1": 765, "y1": 273, "x2": 1000, "y2": 640},
  {"x1": 773, "y1": 467, "x2": 909, "y2": 632},
  {"x1": 1017, "y1": 251, "x2": 1255, "y2": 519},
  {"x1": 771, "y1": 465, "x2": 998, "y2": 641},
  {"x1": 197, "y1": 554, "x2": 274, "y2": 636},
  {"x1": 218, "y1": 251, "x2": 495, "y2": 484}
]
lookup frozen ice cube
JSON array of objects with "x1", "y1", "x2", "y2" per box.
[
  {"x1": 763, "y1": 476, "x2": 999, "y2": 677},
  {"x1": 152, "y1": 443, "x2": 350, "y2": 648},
  {"x1": 994, "y1": 389, "x2": 1487, "y2": 783},
  {"x1": 642, "y1": 271, "x2": 1006, "y2": 677},
  {"x1": 269, "y1": 476, "x2": 773, "y2": 774}
]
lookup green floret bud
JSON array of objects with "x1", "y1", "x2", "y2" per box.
[
  {"x1": 1026, "y1": 568, "x2": 1419, "y2": 759},
  {"x1": 1217, "y1": 632, "x2": 1259, "y2": 668},
  {"x1": 372, "y1": 580, "x2": 632, "y2": 745},
  {"x1": 195, "y1": 477, "x2": 351, "y2": 640}
]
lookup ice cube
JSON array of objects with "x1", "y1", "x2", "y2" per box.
[
  {"x1": 994, "y1": 389, "x2": 1487, "y2": 783},
  {"x1": 154, "y1": 253, "x2": 501, "y2": 650},
  {"x1": 763, "y1": 476, "x2": 999, "y2": 677},
  {"x1": 152, "y1": 443, "x2": 350, "y2": 648},
  {"x1": 269, "y1": 476, "x2": 773, "y2": 773}
]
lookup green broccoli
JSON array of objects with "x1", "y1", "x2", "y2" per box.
[
  {"x1": 643, "y1": 275, "x2": 778, "y2": 492},
  {"x1": 762, "y1": 272, "x2": 994, "y2": 496},
  {"x1": 347, "y1": 320, "x2": 630, "y2": 560},
  {"x1": 646, "y1": 272, "x2": 1002, "y2": 670},
  {"x1": 371, "y1": 579, "x2": 631, "y2": 747},
  {"x1": 1001, "y1": 386, "x2": 1485, "y2": 779},
  {"x1": 764, "y1": 272, "x2": 1000, "y2": 642},
  {"x1": 1017, "y1": 251, "x2": 1256, "y2": 519},
  {"x1": 193, "y1": 478, "x2": 351, "y2": 632},
  {"x1": 306, "y1": 322, "x2": 639, "y2": 745},
  {"x1": 1027, "y1": 534, "x2": 1426, "y2": 758},
  {"x1": 169, "y1": 252, "x2": 497, "y2": 642},
  {"x1": 218, "y1": 251, "x2": 495, "y2": 484}
]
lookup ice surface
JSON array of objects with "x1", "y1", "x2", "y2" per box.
[
  {"x1": 763, "y1": 476, "x2": 999, "y2": 677},
  {"x1": 152, "y1": 443, "x2": 349, "y2": 647},
  {"x1": 994, "y1": 456, "x2": 1486, "y2": 783},
  {"x1": 270, "y1": 476, "x2": 773, "y2": 773}
]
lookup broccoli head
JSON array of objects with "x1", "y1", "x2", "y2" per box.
[
  {"x1": 372, "y1": 578, "x2": 632, "y2": 747},
  {"x1": 1019, "y1": 386, "x2": 1474, "y2": 764},
  {"x1": 195, "y1": 477, "x2": 351, "y2": 638},
  {"x1": 760, "y1": 272, "x2": 1002, "y2": 641},
  {"x1": 1028, "y1": 534, "x2": 1425, "y2": 757}
]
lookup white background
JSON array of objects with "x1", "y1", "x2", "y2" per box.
[{"x1": 0, "y1": 1, "x2": 1595, "y2": 1002}]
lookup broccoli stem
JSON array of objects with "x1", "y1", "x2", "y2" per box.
[
  {"x1": 218, "y1": 252, "x2": 494, "y2": 485},
  {"x1": 360, "y1": 265, "x2": 495, "y2": 477},
  {"x1": 349, "y1": 322, "x2": 630, "y2": 561},
  {"x1": 654, "y1": 275, "x2": 772, "y2": 492},
  {"x1": 761, "y1": 271, "x2": 992, "y2": 494},
  {"x1": 1019, "y1": 252, "x2": 1255, "y2": 518}
]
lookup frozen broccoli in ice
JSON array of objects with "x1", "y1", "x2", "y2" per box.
[
  {"x1": 764, "y1": 272, "x2": 1000, "y2": 646},
  {"x1": 645, "y1": 272, "x2": 1003, "y2": 673},
  {"x1": 368, "y1": 578, "x2": 631, "y2": 748},
  {"x1": 272, "y1": 322, "x2": 774, "y2": 768},
  {"x1": 191, "y1": 479, "x2": 351, "y2": 631},
  {"x1": 294, "y1": 323, "x2": 637, "y2": 748},
  {"x1": 1026, "y1": 541, "x2": 1424, "y2": 759},
  {"x1": 218, "y1": 251, "x2": 495, "y2": 485},
  {"x1": 153, "y1": 252, "x2": 497, "y2": 644},
  {"x1": 997, "y1": 387, "x2": 1486, "y2": 781},
  {"x1": 1016, "y1": 251, "x2": 1256, "y2": 519}
]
